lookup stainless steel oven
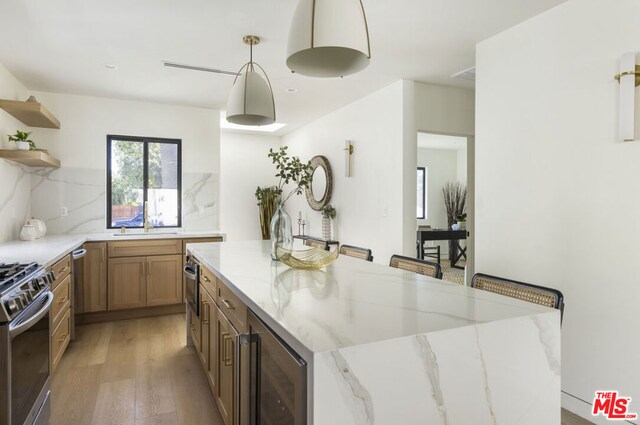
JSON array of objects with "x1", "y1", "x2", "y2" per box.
[
  {"x1": 244, "y1": 310, "x2": 307, "y2": 425},
  {"x1": 1, "y1": 281, "x2": 54, "y2": 425},
  {"x1": 183, "y1": 255, "x2": 199, "y2": 316}
]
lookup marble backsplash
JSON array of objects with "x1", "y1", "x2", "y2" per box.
[
  {"x1": 1, "y1": 166, "x2": 218, "y2": 237},
  {"x1": 0, "y1": 160, "x2": 32, "y2": 242}
]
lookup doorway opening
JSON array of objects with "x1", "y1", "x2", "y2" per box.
[{"x1": 416, "y1": 131, "x2": 473, "y2": 285}]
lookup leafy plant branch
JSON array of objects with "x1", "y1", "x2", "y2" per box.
[{"x1": 268, "y1": 146, "x2": 312, "y2": 205}]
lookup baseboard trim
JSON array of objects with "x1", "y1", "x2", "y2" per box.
[{"x1": 76, "y1": 303, "x2": 185, "y2": 324}]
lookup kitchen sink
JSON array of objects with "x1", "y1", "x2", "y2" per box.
[{"x1": 113, "y1": 232, "x2": 180, "y2": 237}]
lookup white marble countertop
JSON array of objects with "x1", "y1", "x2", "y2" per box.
[
  {"x1": 0, "y1": 230, "x2": 225, "y2": 268},
  {"x1": 188, "y1": 240, "x2": 554, "y2": 358}
]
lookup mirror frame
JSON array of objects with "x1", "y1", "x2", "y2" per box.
[{"x1": 305, "y1": 155, "x2": 333, "y2": 211}]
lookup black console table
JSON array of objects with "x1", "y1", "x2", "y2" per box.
[{"x1": 417, "y1": 229, "x2": 467, "y2": 268}]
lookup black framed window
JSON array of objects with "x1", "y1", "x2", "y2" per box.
[
  {"x1": 417, "y1": 167, "x2": 426, "y2": 219},
  {"x1": 107, "y1": 135, "x2": 182, "y2": 229}
]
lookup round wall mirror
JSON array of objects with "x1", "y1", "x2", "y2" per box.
[{"x1": 305, "y1": 155, "x2": 333, "y2": 211}]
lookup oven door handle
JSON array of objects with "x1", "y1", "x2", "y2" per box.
[
  {"x1": 183, "y1": 265, "x2": 197, "y2": 280},
  {"x1": 9, "y1": 292, "x2": 54, "y2": 339}
]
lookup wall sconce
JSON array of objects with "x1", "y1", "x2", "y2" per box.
[
  {"x1": 344, "y1": 140, "x2": 354, "y2": 176},
  {"x1": 615, "y1": 53, "x2": 640, "y2": 142}
]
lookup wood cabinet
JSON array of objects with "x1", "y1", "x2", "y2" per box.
[
  {"x1": 49, "y1": 254, "x2": 72, "y2": 374},
  {"x1": 108, "y1": 254, "x2": 182, "y2": 311},
  {"x1": 108, "y1": 257, "x2": 147, "y2": 310},
  {"x1": 199, "y1": 284, "x2": 218, "y2": 393},
  {"x1": 190, "y1": 304, "x2": 201, "y2": 352},
  {"x1": 51, "y1": 309, "x2": 71, "y2": 374},
  {"x1": 81, "y1": 242, "x2": 107, "y2": 313},
  {"x1": 147, "y1": 255, "x2": 182, "y2": 306},
  {"x1": 216, "y1": 308, "x2": 238, "y2": 425},
  {"x1": 108, "y1": 239, "x2": 182, "y2": 258}
]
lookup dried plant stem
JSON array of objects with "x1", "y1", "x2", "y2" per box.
[{"x1": 442, "y1": 182, "x2": 467, "y2": 259}]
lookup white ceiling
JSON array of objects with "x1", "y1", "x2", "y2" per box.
[
  {"x1": 0, "y1": 0, "x2": 565, "y2": 135},
  {"x1": 418, "y1": 132, "x2": 467, "y2": 150}
]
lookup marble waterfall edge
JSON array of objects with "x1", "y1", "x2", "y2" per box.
[
  {"x1": 29, "y1": 167, "x2": 219, "y2": 233},
  {"x1": 313, "y1": 311, "x2": 561, "y2": 425}
]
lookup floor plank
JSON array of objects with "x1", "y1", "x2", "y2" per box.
[
  {"x1": 92, "y1": 378, "x2": 136, "y2": 425},
  {"x1": 135, "y1": 361, "x2": 176, "y2": 419},
  {"x1": 562, "y1": 409, "x2": 594, "y2": 425},
  {"x1": 135, "y1": 412, "x2": 179, "y2": 425}
]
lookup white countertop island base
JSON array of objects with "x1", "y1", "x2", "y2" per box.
[{"x1": 187, "y1": 240, "x2": 560, "y2": 425}]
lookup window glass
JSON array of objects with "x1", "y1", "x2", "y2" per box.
[
  {"x1": 417, "y1": 167, "x2": 426, "y2": 219},
  {"x1": 108, "y1": 136, "x2": 181, "y2": 228}
]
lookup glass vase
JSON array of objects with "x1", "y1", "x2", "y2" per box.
[
  {"x1": 270, "y1": 204, "x2": 293, "y2": 260},
  {"x1": 321, "y1": 217, "x2": 333, "y2": 241}
]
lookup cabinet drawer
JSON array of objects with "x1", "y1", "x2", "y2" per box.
[
  {"x1": 51, "y1": 309, "x2": 71, "y2": 374},
  {"x1": 52, "y1": 274, "x2": 71, "y2": 328},
  {"x1": 108, "y1": 239, "x2": 182, "y2": 258},
  {"x1": 51, "y1": 254, "x2": 71, "y2": 290},
  {"x1": 200, "y1": 265, "x2": 217, "y2": 299},
  {"x1": 217, "y1": 280, "x2": 247, "y2": 333}
]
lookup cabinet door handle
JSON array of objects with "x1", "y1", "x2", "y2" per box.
[
  {"x1": 142, "y1": 261, "x2": 146, "y2": 276},
  {"x1": 223, "y1": 333, "x2": 233, "y2": 366},
  {"x1": 202, "y1": 301, "x2": 209, "y2": 325},
  {"x1": 202, "y1": 275, "x2": 211, "y2": 282},
  {"x1": 58, "y1": 297, "x2": 68, "y2": 304},
  {"x1": 147, "y1": 259, "x2": 151, "y2": 276},
  {"x1": 221, "y1": 298, "x2": 235, "y2": 310},
  {"x1": 60, "y1": 266, "x2": 69, "y2": 273},
  {"x1": 58, "y1": 334, "x2": 68, "y2": 342},
  {"x1": 100, "y1": 246, "x2": 105, "y2": 264}
]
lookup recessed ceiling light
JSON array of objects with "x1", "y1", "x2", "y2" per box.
[
  {"x1": 104, "y1": 64, "x2": 119, "y2": 70},
  {"x1": 286, "y1": 88, "x2": 298, "y2": 93}
]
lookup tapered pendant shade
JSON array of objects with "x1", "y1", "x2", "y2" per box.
[
  {"x1": 287, "y1": 0, "x2": 371, "y2": 77},
  {"x1": 226, "y1": 36, "x2": 276, "y2": 126}
]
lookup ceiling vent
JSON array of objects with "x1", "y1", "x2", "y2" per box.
[{"x1": 451, "y1": 66, "x2": 476, "y2": 81}]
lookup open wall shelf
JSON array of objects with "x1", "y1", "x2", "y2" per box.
[
  {"x1": 0, "y1": 150, "x2": 60, "y2": 167},
  {"x1": 0, "y1": 96, "x2": 60, "y2": 129}
]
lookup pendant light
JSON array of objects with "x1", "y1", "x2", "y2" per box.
[
  {"x1": 226, "y1": 35, "x2": 276, "y2": 126},
  {"x1": 286, "y1": 0, "x2": 371, "y2": 78}
]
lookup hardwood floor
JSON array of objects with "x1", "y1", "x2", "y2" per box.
[
  {"x1": 562, "y1": 409, "x2": 595, "y2": 425},
  {"x1": 51, "y1": 314, "x2": 224, "y2": 425}
]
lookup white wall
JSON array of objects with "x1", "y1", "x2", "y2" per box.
[
  {"x1": 476, "y1": 0, "x2": 640, "y2": 422},
  {"x1": 26, "y1": 91, "x2": 220, "y2": 233},
  {"x1": 220, "y1": 131, "x2": 282, "y2": 241},
  {"x1": 30, "y1": 91, "x2": 219, "y2": 173},
  {"x1": 0, "y1": 62, "x2": 32, "y2": 242},
  {"x1": 456, "y1": 148, "x2": 467, "y2": 183},
  {"x1": 284, "y1": 81, "x2": 407, "y2": 264}
]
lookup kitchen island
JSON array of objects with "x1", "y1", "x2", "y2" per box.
[{"x1": 188, "y1": 240, "x2": 560, "y2": 425}]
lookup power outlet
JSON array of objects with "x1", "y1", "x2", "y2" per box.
[{"x1": 60, "y1": 206, "x2": 68, "y2": 217}]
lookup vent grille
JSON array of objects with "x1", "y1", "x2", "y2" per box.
[{"x1": 451, "y1": 66, "x2": 476, "y2": 81}]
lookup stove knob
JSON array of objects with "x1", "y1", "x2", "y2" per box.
[
  {"x1": 21, "y1": 292, "x2": 32, "y2": 304},
  {"x1": 5, "y1": 298, "x2": 19, "y2": 315}
]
